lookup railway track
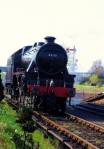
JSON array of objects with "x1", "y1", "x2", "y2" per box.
[
  {"x1": 93, "y1": 121, "x2": 104, "y2": 128},
  {"x1": 79, "y1": 103, "x2": 104, "y2": 128},
  {"x1": 5, "y1": 95, "x2": 104, "y2": 149},
  {"x1": 73, "y1": 103, "x2": 104, "y2": 117},
  {"x1": 47, "y1": 113, "x2": 104, "y2": 148},
  {"x1": 65, "y1": 112, "x2": 104, "y2": 132},
  {"x1": 67, "y1": 104, "x2": 104, "y2": 128},
  {"x1": 33, "y1": 111, "x2": 99, "y2": 149},
  {"x1": 63, "y1": 113, "x2": 104, "y2": 148}
]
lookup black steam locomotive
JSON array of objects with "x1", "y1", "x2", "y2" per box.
[{"x1": 6, "y1": 37, "x2": 75, "y2": 113}]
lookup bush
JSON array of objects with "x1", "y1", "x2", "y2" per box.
[
  {"x1": 17, "y1": 107, "x2": 33, "y2": 123},
  {"x1": 89, "y1": 75, "x2": 100, "y2": 86}
]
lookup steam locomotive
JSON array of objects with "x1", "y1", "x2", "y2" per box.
[{"x1": 6, "y1": 36, "x2": 75, "y2": 113}]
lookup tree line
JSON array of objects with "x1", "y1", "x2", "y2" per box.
[{"x1": 80, "y1": 60, "x2": 104, "y2": 86}]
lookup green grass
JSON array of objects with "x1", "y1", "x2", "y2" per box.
[
  {"x1": 75, "y1": 84, "x2": 104, "y2": 93},
  {"x1": 0, "y1": 100, "x2": 22, "y2": 149},
  {"x1": 33, "y1": 130, "x2": 59, "y2": 149},
  {"x1": 0, "y1": 100, "x2": 59, "y2": 149}
]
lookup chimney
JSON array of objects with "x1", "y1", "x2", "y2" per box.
[{"x1": 45, "y1": 36, "x2": 56, "y2": 43}]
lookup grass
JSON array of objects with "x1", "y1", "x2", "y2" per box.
[
  {"x1": 0, "y1": 100, "x2": 22, "y2": 149},
  {"x1": 0, "y1": 100, "x2": 59, "y2": 149},
  {"x1": 33, "y1": 130, "x2": 59, "y2": 149},
  {"x1": 75, "y1": 84, "x2": 104, "y2": 93}
]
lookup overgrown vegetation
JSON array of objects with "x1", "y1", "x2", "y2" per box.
[
  {"x1": 0, "y1": 100, "x2": 59, "y2": 149},
  {"x1": 0, "y1": 100, "x2": 22, "y2": 149}
]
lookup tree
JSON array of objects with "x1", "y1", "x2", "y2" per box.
[
  {"x1": 89, "y1": 60, "x2": 104, "y2": 78},
  {"x1": 89, "y1": 74, "x2": 100, "y2": 86}
]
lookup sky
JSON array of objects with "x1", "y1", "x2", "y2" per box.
[{"x1": 0, "y1": 0, "x2": 104, "y2": 72}]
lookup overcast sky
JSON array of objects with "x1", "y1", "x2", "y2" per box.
[{"x1": 0, "y1": 0, "x2": 104, "y2": 72}]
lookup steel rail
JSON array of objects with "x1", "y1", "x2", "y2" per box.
[
  {"x1": 66, "y1": 113, "x2": 104, "y2": 133},
  {"x1": 33, "y1": 111, "x2": 99, "y2": 149}
]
